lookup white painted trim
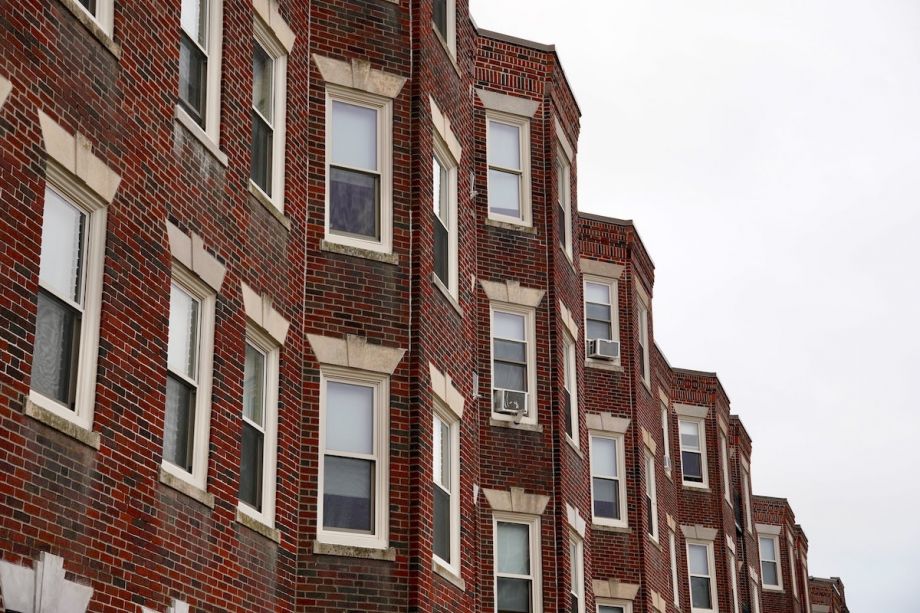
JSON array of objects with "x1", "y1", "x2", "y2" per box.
[
  {"x1": 758, "y1": 532, "x2": 784, "y2": 591},
  {"x1": 660, "y1": 401, "x2": 672, "y2": 478},
  {"x1": 67, "y1": 0, "x2": 115, "y2": 38},
  {"x1": 679, "y1": 416, "x2": 709, "y2": 489},
  {"x1": 432, "y1": 0, "x2": 456, "y2": 59},
  {"x1": 686, "y1": 538, "x2": 719, "y2": 613},
  {"x1": 589, "y1": 432, "x2": 628, "y2": 528},
  {"x1": 556, "y1": 147, "x2": 573, "y2": 259},
  {"x1": 562, "y1": 330, "x2": 579, "y2": 447},
  {"x1": 252, "y1": 16, "x2": 290, "y2": 211},
  {"x1": 486, "y1": 110, "x2": 532, "y2": 227},
  {"x1": 645, "y1": 451, "x2": 659, "y2": 542},
  {"x1": 596, "y1": 600, "x2": 634, "y2": 613},
  {"x1": 742, "y1": 466, "x2": 753, "y2": 533},
  {"x1": 489, "y1": 302, "x2": 538, "y2": 425},
  {"x1": 583, "y1": 274, "x2": 620, "y2": 369},
  {"x1": 636, "y1": 299, "x2": 651, "y2": 388},
  {"x1": 432, "y1": 130, "x2": 459, "y2": 299},
  {"x1": 492, "y1": 512, "x2": 543, "y2": 613},
  {"x1": 204, "y1": 0, "x2": 224, "y2": 144},
  {"x1": 720, "y1": 433, "x2": 732, "y2": 506},
  {"x1": 569, "y1": 531, "x2": 585, "y2": 613},
  {"x1": 432, "y1": 400, "x2": 461, "y2": 577},
  {"x1": 669, "y1": 530, "x2": 680, "y2": 607}
]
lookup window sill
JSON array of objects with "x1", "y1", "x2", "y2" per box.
[
  {"x1": 320, "y1": 239, "x2": 399, "y2": 265},
  {"x1": 23, "y1": 395, "x2": 101, "y2": 450},
  {"x1": 763, "y1": 586, "x2": 785, "y2": 593},
  {"x1": 681, "y1": 483, "x2": 711, "y2": 493},
  {"x1": 173, "y1": 105, "x2": 229, "y2": 167},
  {"x1": 586, "y1": 358, "x2": 624, "y2": 373},
  {"x1": 592, "y1": 523, "x2": 631, "y2": 535},
  {"x1": 236, "y1": 508, "x2": 281, "y2": 544},
  {"x1": 248, "y1": 182, "x2": 291, "y2": 232},
  {"x1": 432, "y1": 557, "x2": 465, "y2": 591},
  {"x1": 158, "y1": 466, "x2": 215, "y2": 508},
  {"x1": 431, "y1": 273, "x2": 463, "y2": 317},
  {"x1": 57, "y1": 0, "x2": 122, "y2": 59},
  {"x1": 312, "y1": 540, "x2": 396, "y2": 561},
  {"x1": 648, "y1": 533, "x2": 662, "y2": 550},
  {"x1": 431, "y1": 23, "x2": 462, "y2": 78},
  {"x1": 485, "y1": 217, "x2": 537, "y2": 234},
  {"x1": 489, "y1": 418, "x2": 543, "y2": 433},
  {"x1": 565, "y1": 435, "x2": 584, "y2": 459}
]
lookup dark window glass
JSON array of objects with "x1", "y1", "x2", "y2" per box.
[
  {"x1": 433, "y1": 483, "x2": 450, "y2": 562},
  {"x1": 563, "y1": 388, "x2": 572, "y2": 438},
  {"x1": 164, "y1": 374, "x2": 196, "y2": 472},
  {"x1": 497, "y1": 577, "x2": 532, "y2": 613},
  {"x1": 646, "y1": 494, "x2": 654, "y2": 535},
  {"x1": 558, "y1": 201, "x2": 567, "y2": 248},
  {"x1": 329, "y1": 167, "x2": 380, "y2": 239},
  {"x1": 570, "y1": 594, "x2": 579, "y2": 613},
  {"x1": 239, "y1": 421, "x2": 264, "y2": 510},
  {"x1": 432, "y1": 0, "x2": 447, "y2": 40},
  {"x1": 77, "y1": 0, "x2": 97, "y2": 14},
  {"x1": 592, "y1": 477, "x2": 619, "y2": 519},
  {"x1": 691, "y1": 576, "x2": 712, "y2": 609},
  {"x1": 179, "y1": 33, "x2": 207, "y2": 126},
  {"x1": 251, "y1": 111, "x2": 273, "y2": 195},
  {"x1": 32, "y1": 290, "x2": 81, "y2": 408},
  {"x1": 682, "y1": 450, "x2": 703, "y2": 482},
  {"x1": 323, "y1": 456, "x2": 373, "y2": 532}
]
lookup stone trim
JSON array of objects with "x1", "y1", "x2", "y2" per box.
[
  {"x1": 641, "y1": 426, "x2": 657, "y2": 455},
  {"x1": 651, "y1": 590, "x2": 667, "y2": 612},
  {"x1": 312, "y1": 540, "x2": 397, "y2": 561},
  {"x1": 565, "y1": 503, "x2": 587, "y2": 538},
  {"x1": 666, "y1": 513, "x2": 676, "y2": 531},
  {"x1": 558, "y1": 300, "x2": 579, "y2": 338},
  {"x1": 726, "y1": 534, "x2": 736, "y2": 553},
  {"x1": 158, "y1": 467, "x2": 215, "y2": 508},
  {"x1": 635, "y1": 278, "x2": 650, "y2": 306},
  {"x1": 24, "y1": 397, "x2": 101, "y2": 450},
  {"x1": 489, "y1": 418, "x2": 543, "y2": 434},
  {"x1": 593, "y1": 578, "x2": 640, "y2": 600},
  {"x1": 475, "y1": 88, "x2": 540, "y2": 117},
  {"x1": 313, "y1": 54, "x2": 407, "y2": 99},
  {"x1": 586, "y1": 412, "x2": 630, "y2": 434},
  {"x1": 480, "y1": 279, "x2": 545, "y2": 308},
  {"x1": 241, "y1": 282, "x2": 290, "y2": 345},
  {"x1": 483, "y1": 487, "x2": 549, "y2": 515},
  {"x1": 674, "y1": 403, "x2": 709, "y2": 419},
  {"x1": 430, "y1": 96, "x2": 462, "y2": 162},
  {"x1": 306, "y1": 334, "x2": 405, "y2": 375},
  {"x1": 38, "y1": 110, "x2": 122, "y2": 203},
  {"x1": 165, "y1": 220, "x2": 227, "y2": 292},
  {"x1": 554, "y1": 116, "x2": 574, "y2": 161},
  {"x1": 58, "y1": 0, "x2": 121, "y2": 58},
  {"x1": 174, "y1": 104, "x2": 229, "y2": 167},
  {"x1": 740, "y1": 455, "x2": 751, "y2": 472},
  {"x1": 0, "y1": 75, "x2": 11, "y2": 109},
  {"x1": 429, "y1": 363, "x2": 464, "y2": 420},
  {"x1": 681, "y1": 524, "x2": 718, "y2": 541},
  {"x1": 579, "y1": 258, "x2": 624, "y2": 279},
  {"x1": 718, "y1": 415, "x2": 729, "y2": 434},
  {"x1": 484, "y1": 217, "x2": 539, "y2": 233},
  {"x1": 0, "y1": 552, "x2": 93, "y2": 613},
  {"x1": 253, "y1": 0, "x2": 295, "y2": 52},
  {"x1": 432, "y1": 557, "x2": 466, "y2": 591},
  {"x1": 236, "y1": 508, "x2": 281, "y2": 544},
  {"x1": 756, "y1": 523, "x2": 783, "y2": 536},
  {"x1": 749, "y1": 566, "x2": 760, "y2": 582},
  {"x1": 658, "y1": 387, "x2": 669, "y2": 405},
  {"x1": 319, "y1": 239, "x2": 400, "y2": 265}
]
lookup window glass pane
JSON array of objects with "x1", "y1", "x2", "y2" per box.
[
  {"x1": 598, "y1": 607, "x2": 625, "y2": 613},
  {"x1": 585, "y1": 302, "x2": 612, "y2": 323},
  {"x1": 496, "y1": 577, "x2": 531, "y2": 613},
  {"x1": 76, "y1": 0, "x2": 97, "y2": 15},
  {"x1": 587, "y1": 321, "x2": 613, "y2": 342},
  {"x1": 494, "y1": 362, "x2": 526, "y2": 392},
  {"x1": 239, "y1": 421, "x2": 264, "y2": 510},
  {"x1": 760, "y1": 537, "x2": 776, "y2": 560},
  {"x1": 488, "y1": 169, "x2": 521, "y2": 218},
  {"x1": 679, "y1": 420, "x2": 700, "y2": 450},
  {"x1": 493, "y1": 311, "x2": 525, "y2": 340},
  {"x1": 181, "y1": 0, "x2": 207, "y2": 46},
  {"x1": 494, "y1": 339, "x2": 526, "y2": 363},
  {"x1": 251, "y1": 112, "x2": 273, "y2": 196},
  {"x1": 438, "y1": 419, "x2": 450, "y2": 487},
  {"x1": 164, "y1": 374, "x2": 196, "y2": 472},
  {"x1": 329, "y1": 167, "x2": 380, "y2": 239},
  {"x1": 252, "y1": 42, "x2": 273, "y2": 122},
  {"x1": 332, "y1": 101, "x2": 378, "y2": 170},
  {"x1": 592, "y1": 478, "x2": 619, "y2": 519},
  {"x1": 40, "y1": 189, "x2": 85, "y2": 304},
  {"x1": 585, "y1": 282, "x2": 610, "y2": 304},
  {"x1": 592, "y1": 437, "x2": 617, "y2": 477},
  {"x1": 179, "y1": 35, "x2": 207, "y2": 124},
  {"x1": 763, "y1": 561, "x2": 778, "y2": 586},
  {"x1": 489, "y1": 121, "x2": 521, "y2": 169},
  {"x1": 689, "y1": 544, "x2": 710, "y2": 575},
  {"x1": 434, "y1": 220, "x2": 448, "y2": 286},
  {"x1": 433, "y1": 483, "x2": 450, "y2": 562},
  {"x1": 691, "y1": 576, "x2": 712, "y2": 609},
  {"x1": 497, "y1": 522, "x2": 530, "y2": 575},
  {"x1": 325, "y1": 381, "x2": 374, "y2": 454},
  {"x1": 323, "y1": 456, "x2": 373, "y2": 532},
  {"x1": 682, "y1": 451, "x2": 703, "y2": 481},
  {"x1": 432, "y1": 0, "x2": 447, "y2": 40},
  {"x1": 32, "y1": 290, "x2": 81, "y2": 407},
  {"x1": 243, "y1": 343, "x2": 265, "y2": 426},
  {"x1": 168, "y1": 284, "x2": 199, "y2": 380}
]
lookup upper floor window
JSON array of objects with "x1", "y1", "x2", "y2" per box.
[
  {"x1": 556, "y1": 149, "x2": 572, "y2": 258},
  {"x1": 432, "y1": 136, "x2": 459, "y2": 298},
  {"x1": 494, "y1": 515, "x2": 542, "y2": 613},
  {"x1": 562, "y1": 332, "x2": 578, "y2": 445},
  {"x1": 742, "y1": 465, "x2": 753, "y2": 532},
  {"x1": 179, "y1": 0, "x2": 224, "y2": 142},
  {"x1": 645, "y1": 452, "x2": 658, "y2": 541},
  {"x1": 584, "y1": 277, "x2": 619, "y2": 362},
  {"x1": 590, "y1": 433, "x2": 627, "y2": 527},
  {"x1": 433, "y1": 405, "x2": 460, "y2": 574},
  {"x1": 490, "y1": 306, "x2": 537, "y2": 424},
  {"x1": 720, "y1": 433, "x2": 731, "y2": 505},
  {"x1": 759, "y1": 534, "x2": 783, "y2": 590},
  {"x1": 729, "y1": 550, "x2": 740, "y2": 613},
  {"x1": 687, "y1": 541, "x2": 717, "y2": 612},
  {"x1": 788, "y1": 535, "x2": 799, "y2": 597},
  {"x1": 598, "y1": 605, "x2": 630, "y2": 613},
  {"x1": 432, "y1": 0, "x2": 456, "y2": 57},
  {"x1": 679, "y1": 418, "x2": 708, "y2": 487},
  {"x1": 569, "y1": 533, "x2": 584, "y2": 613},
  {"x1": 661, "y1": 401, "x2": 673, "y2": 477},
  {"x1": 74, "y1": 0, "x2": 114, "y2": 36},
  {"x1": 487, "y1": 112, "x2": 531, "y2": 226},
  {"x1": 636, "y1": 299, "x2": 650, "y2": 386},
  {"x1": 670, "y1": 531, "x2": 680, "y2": 607}
]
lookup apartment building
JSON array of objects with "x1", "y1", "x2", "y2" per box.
[
  {"x1": 809, "y1": 577, "x2": 849, "y2": 613},
  {"x1": 0, "y1": 1, "x2": 848, "y2": 612}
]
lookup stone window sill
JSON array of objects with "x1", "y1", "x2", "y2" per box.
[
  {"x1": 489, "y1": 418, "x2": 543, "y2": 434},
  {"x1": 431, "y1": 273, "x2": 463, "y2": 316},
  {"x1": 586, "y1": 358, "x2": 624, "y2": 373},
  {"x1": 58, "y1": 0, "x2": 122, "y2": 59},
  {"x1": 174, "y1": 105, "x2": 229, "y2": 167},
  {"x1": 23, "y1": 396, "x2": 100, "y2": 450},
  {"x1": 593, "y1": 523, "x2": 631, "y2": 535},
  {"x1": 248, "y1": 181, "x2": 291, "y2": 232},
  {"x1": 158, "y1": 466, "x2": 215, "y2": 508},
  {"x1": 682, "y1": 483, "x2": 711, "y2": 494},
  {"x1": 312, "y1": 540, "x2": 396, "y2": 561},
  {"x1": 485, "y1": 217, "x2": 537, "y2": 234},
  {"x1": 565, "y1": 435, "x2": 584, "y2": 459},
  {"x1": 320, "y1": 239, "x2": 399, "y2": 265},
  {"x1": 236, "y1": 508, "x2": 281, "y2": 544},
  {"x1": 432, "y1": 557, "x2": 466, "y2": 591}
]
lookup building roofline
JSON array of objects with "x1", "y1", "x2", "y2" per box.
[
  {"x1": 672, "y1": 366, "x2": 718, "y2": 378},
  {"x1": 578, "y1": 211, "x2": 634, "y2": 227},
  {"x1": 729, "y1": 414, "x2": 754, "y2": 444}
]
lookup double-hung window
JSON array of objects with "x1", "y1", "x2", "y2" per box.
[
  {"x1": 590, "y1": 434, "x2": 626, "y2": 527},
  {"x1": 432, "y1": 0, "x2": 456, "y2": 57},
  {"x1": 751, "y1": 578, "x2": 762, "y2": 613},
  {"x1": 729, "y1": 551, "x2": 740, "y2": 613},
  {"x1": 318, "y1": 369, "x2": 389, "y2": 549},
  {"x1": 487, "y1": 112, "x2": 531, "y2": 226},
  {"x1": 494, "y1": 515, "x2": 541, "y2": 613},
  {"x1": 760, "y1": 534, "x2": 783, "y2": 590},
  {"x1": 432, "y1": 135, "x2": 458, "y2": 297},
  {"x1": 556, "y1": 149, "x2": 572, "y2": 258},
  {"x1": 562, "y1": 332, "x2": 578, "y2": 444},
  {"x1": 238, "y1": 330, "x2": 280, "y2": 528},
  {"x1": 679, "y1": 418, "x2": 707, "y2": 487},
  {"x1": 636, "y1": 299, "x2": 650, "y2": 386},
  {"x1": 326, "y1": 88, "x2": 393, "y2": 253},
  {"x1": 584, "y1": 277, "x2": 618, "y2": 362},
  {"x1": 490, "y1": 306, "x2": 536, "y2": 423},
  {"x1": 250, "y1": 15, "x2": 290, "y2": 209},
  {"x1": 31, "y1": 185, "x2": 107, "y2": 432},
  {"x1": 72, "y1": 0, "x2": 114, "y2": 37},
  {"x1": 670, "y1": 531, "x2": 681, "y2": 607},
  {"x1": 179, "y1": 0, "x2": 223, "y2": 141},
  {"x1": 661, "y1": 401, "x2": 672, "y2": 477},
  {"x1": 645, "y1": 452, "x2": 658, "y2": 541},
  {"x1": 788, "y1": 535, "x2": 798, "y2": 597},
  {"x1": 598, "y1": 605, "x2": 630, "y2": 613},
  {"x1": 720, "y1": 434, "x2": 731, "y2": 505},
  {"x1": 433, "y1": 405, "x2": 460, "y2": 574},
  {"x1": 687, "y1": 541, "x2": 717, "y2": 612},
  {"x1": 569, "y1": 533, "x2": 584, "y2": 613},
  {"x1": 742, "y1": 466, "x2": 753, "y2": 532}
]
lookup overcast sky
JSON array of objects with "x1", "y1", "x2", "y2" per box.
[{"x1": 471, "y1": 0, "x2": 920, "y2": 609}]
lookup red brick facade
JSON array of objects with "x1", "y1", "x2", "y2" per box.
[
  {"x1": 808, "y1": 577, "x2": 849, "y2": 613},
  {"x1": 0, "y1": 1, "x2": 847, "y2": 612}
]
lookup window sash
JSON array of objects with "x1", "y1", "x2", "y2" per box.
[
  {"x1": 495, "y1": 519, "x2": 536, "y2": 612},
  {"x1": 670, "y1": 532, "x2": 680, "y2": 606}
]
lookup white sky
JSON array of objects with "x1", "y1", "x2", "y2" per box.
[{"x1": 471, "y1": 1, "x2": 920, "y2": 609}]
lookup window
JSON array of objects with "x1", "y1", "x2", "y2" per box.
[
  {"x1": 238, "y1": 330, "x2": 279, "y2": 527},
  {"x1": 179, "y1": 0, "x2": 223, "y2": 141},
  {"x1": 30, "y1": 185, "x2": 107, "y2": 431},
  {"x1": 742, "y1": 466, "x2": 753, "y2": 532},
  {"x1": 433, "y1": 406, "x2": 460, "y2": 573},
  {"x1": 490, "y1": 305, "x2": 537, "y2": 424},
  {"x1": 720, "y1": 434, "x2": 731, "y2": 504},
  {"x1": 556, "y1": 149, "x2": 572, "y2": 258},
  {"x1": 788, "y1": 535, "x2": 798, "y2": 597},
  {"x1": 569, "y1": 533, "x2": 584, "y2": 613},
  {"x1": 432, "y1": 0, "x2": 456, "y2": 57},
  {"x1": 670, "y1": 531, "x2": 680, "y2": 607},
  {"x1": 590, "y1": 434, "x2": 627, "y2": 527},
  {"x1": 750, "y1": 578, "x2": 762, "y2": 613},
  {"x1": 562, "y1": 332, "x2": 578, "y2": 445},
  {"x1": 325, "y1": 87, "x2": 393, "y2": 253},
  {"x1": 584, "y1": 277, "x2": 618, "y2": 360},
  {"x1": 636, "y1": 299, "x2": 650, "y2": 386},
  {"x1": 645, "y1": 452, "x2": 658, "y2": 541},
  {"x1": 250, "y1": 16, "x2": 290, "y2": 209},
  {"x1": 72, "y1": 0, "x2": 114, "y2": 36},
  {"x1": 661, "y1": 402, "x2": 672, "y2": 477},
  {"x1": 598, "y1": 606, "x2": 629, "y2": 613},
  {"x1": 494, "y1": 515, "x2": 541, "y2": 613},
  {"x1": 318, "y1": 368, "x2": 389, "y2": 549},
  {"x1": 432, "y1": 135, "x2": 459, "y2": 297},
  {"x1": 163, "y1": 270, "x2": 216, "y2": 490},
  {"x1": 729, "y1": 551, "x2": 740, "y2": 613},
  {"x1": 687, "y1": 541, "x2": 716, "y2": 612},
  {"x1": 679, "y1": 418, "x2": 708, "y2": 487},
  {"x1": 760, "y1": 535, "x2": 783, "y2": 590},
  {"x1": 487, "y1": 112, "x2": 531, "y2": 226}
]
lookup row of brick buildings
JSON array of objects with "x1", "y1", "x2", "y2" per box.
[{"x1": 0, "y1": 0, "x2": 851, "y2": 611}]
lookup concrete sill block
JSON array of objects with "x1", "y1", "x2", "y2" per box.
[
  {"x1": 485, "y1": 218, "x2": 538, "y2": 234},
  {"x1": 58, "y1": 0, "x2": 122, "y2": 59},
  {"x1": 158, "y1": 467, "x2": 215, "y2": 509},
  {"x1": 236, "y1": 509, "x2": 281, "y2": 544},
  {"x1": 24, "y1": 397, "x2": 101, "y2": 450},
  {"x1": 320, "y1": 240, "x2": 399, "y2": 265},
  {"x1": 489, "y1": 418, "x2": 543, "y2": 434},
  {"x1": 432, "y1": 558, "x2": 466, "y2": 591},
  {"x1": 312, "y1": 540, "x2": 396, "y2": 562},
  {"x1": 248, "y1": 182, "x2": 292, "y2": 232}
]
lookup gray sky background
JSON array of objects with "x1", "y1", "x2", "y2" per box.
[{"x1": 470, "y1": 1, "x2": 920, "y2": 609}]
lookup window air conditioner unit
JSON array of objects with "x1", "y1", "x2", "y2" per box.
[
  {"x1": 493, "y1": 389, "x2": 527, "y2": 416},
  {"x1": 589, "y1": 339, "x2": 620, "y2": 360}
]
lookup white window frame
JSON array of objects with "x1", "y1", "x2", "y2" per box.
[
  {"x1": 750, "y1": 578, "x2": 762, "y2": 613},
  {"x1": 317, "y1": 366, "x2": 390, "y2": 550},
  {"x1": 569, "y1": 531, "x2": 585, "y2": 613},
  {"x1": 324, "y1": 85, "x2": 394, "y2": 254},
  {"x1": 742, "y1": 465, "x2": 753, "y2": 532},
  {"x1": 670, "y1": 530, "x2": 680, "y2": 607},
  {"x1": 176, "y1": 0, "x2": 225, "y2": 147},
  {"x1": 432, "y1": 401, "x2": 461, "y2": 576},
  {"x1": 489, "y1": 303, "x2": 538, "y2": 425},
  {"x1": 431, "y1": 0, "x2": 456, "y2": 58},
  {"x1": 729, "y1": 551, "x2": 740, "y2": 613},
  {"x1": 492, "y1": 513, "x2": 542, "y2": 613},
  {"x1": 28, "y1": 176, "x2": 108, "y2": 433},
  {"x1": 237, "y1": 325, "x2": 280, "y2": 529},
  {"x1": 597, "y1": 600, "x2": 633, "y2": 613},
  {"x1": 720, "y1": 433, "x2": 731, "y2": 506},
  {"x1": 788, "y1": 534, "x2": 798, "y2": 598},
  {"x1": 556, "y1": 146, "x2": 573, "y2": 259},
  {"x1": 583, "y1": 275, "x2": 620, "y2": 366},
  {"x1": 645, "y1": 451, "x2": 658, "y2": 542},
  {"x1": 73, "y1": 0, "x2": 115, "y2": 36},
  {"x1": 679, "y1": 417, "x2": 709, "y2": 489},
  {"x1": 250, "y1": 15, "x2": 290, "y2": 211},
  {"x1": 687, "y1": 539, "x2": 718, "y2": 613},
  {"x1": 661, "y1": 401, "x2": 672, "y2": 478},
  {"x1": 800, "y1": 551, "x2": 811, "y2": 613},
  {"x1": 589, "y1": 432, "x2": 628, "y2": 528},
  {"x1": 759, "y1": 533, "x2": 784, "y2": 591},
  {"x1": 562, "y1": 330, "x2": 579, "y2": 447},
  {"x1": 432, "y1": 132, "x2": 459, "y2": 300},
  {"x1": 161, "y1": 265, "x2": 216, "y2": 493},
  {"x1": 486, "y1": 110, "x2": 532, "y2": 227},
  {"x1": 636, "y1": 299, "x2": 650, "y2": 388}
]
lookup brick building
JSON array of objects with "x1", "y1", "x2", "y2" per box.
[
  {"x1": 809, "y1": 577, "x2": 850, "y2": 613},
  {"x1": 0, "y1": 0, "x2": 849, "y2": 612}
]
